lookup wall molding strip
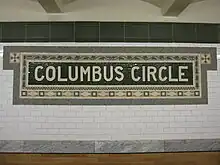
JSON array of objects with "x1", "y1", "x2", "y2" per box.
[{"x1": 0, "y1": 139, "x2": 219, "y2": 153}]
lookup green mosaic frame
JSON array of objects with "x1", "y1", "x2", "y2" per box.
[{"x1": 18, "y1": 53, "x2": 200, "y2": 99}]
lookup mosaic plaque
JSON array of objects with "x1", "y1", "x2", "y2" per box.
[{"x1": 3, "y1": 46, "x2": 217, "y2": 105}]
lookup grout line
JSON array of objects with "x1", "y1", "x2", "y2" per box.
[
  {"x1": 73, "y1": 22, "x2": 76, "y2": 42},
  {"x1": 98, "y1": 22, "x2": 101, "y2": 42},
  {"x1": 123, "y1": 21, "x2": 126, "y2": 42},
  {"x1": 0, "y1": 23, "x2": 2, "y2": 42}
]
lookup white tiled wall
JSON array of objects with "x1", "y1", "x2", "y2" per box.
[{"x1": 0, "y1": 43, "x2": 220, "y2": 141}]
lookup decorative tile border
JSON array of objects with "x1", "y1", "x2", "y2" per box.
[
  {"x1": 0, "y1": 140, "x2": 219, "y2": 153},
  {"x1": 3, "y1": 46, "x2": 217, "y2": 105}
]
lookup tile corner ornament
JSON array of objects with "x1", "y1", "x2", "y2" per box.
[{"x1": 3, "y1": 46, "x2": 217, "y2": 105}]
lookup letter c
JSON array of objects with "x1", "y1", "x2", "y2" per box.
[
  {"x1": 131, "y1": 66, "x2": 141, "y2": 82},
  {"x1": 34, "y1": 66, "x2": 44, "y2": 81},
  {"x1": 158, "y1": 66, "x2": 167, "y2": 82}
]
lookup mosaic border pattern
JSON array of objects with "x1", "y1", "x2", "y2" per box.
[
  {"x1": 20, "y1": 53, "x2": 199, "y2": 99},
  {"x1": 0, "y1": 139, "x2": 219, "y2": 153},
  {"x1": 3, "y1": 46, "x2": 217, "y2": 105}
]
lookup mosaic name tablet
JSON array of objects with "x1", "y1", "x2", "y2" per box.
[
  {"x1": 30, "y1": 62, "x2": 192, "y2": 85},
  {"x1": 3, "y1": 46, "x2": 217, "y2": 105}
]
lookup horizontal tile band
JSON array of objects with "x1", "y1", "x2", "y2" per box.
[
  {"x1": 0, "y1": 22, "x2": 219, "y2": 43},
  {"x1": 0, "y1": 139, "x2": 219, "y2": 153}
]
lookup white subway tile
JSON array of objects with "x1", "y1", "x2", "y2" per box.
[
  {"x1": 6, "y1": 110, "x2": 19, "y2": 117},
  {"x1": 41, "y1": 123, "x2": 53, "y2": 129},
  {"x1": 76, "y1": 123, "x2": 99, "y2": 129},
  {"x1": 31, "y1": 111, "x2": 41, "y2": 117},
  {"x1": 19, "y1": 110, "x2": 31, "y2": 116},
  {"x1": 31, "y1": 123, "x2": 41, "y2": 129},
  {"x1": 65, "y1": 123, "x2": 77, "y2": 128}
]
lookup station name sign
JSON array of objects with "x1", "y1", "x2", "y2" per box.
[
  {"x1": 30, "y1": 62, "x2": 192, "y2": 86},
  {"x1": 3, "y1": 46, "x2": 217, "y2": 105}
]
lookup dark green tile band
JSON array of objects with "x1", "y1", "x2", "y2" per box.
[
  {"x1": 50, "y1": 22, "x2": 74, "y2": 42},
  {"x1": 0, "y1": 22, "x2": 219, "y2": 43},
  {"x1": 75, "y1": 22, "x2": 99, "y2": 42}
]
